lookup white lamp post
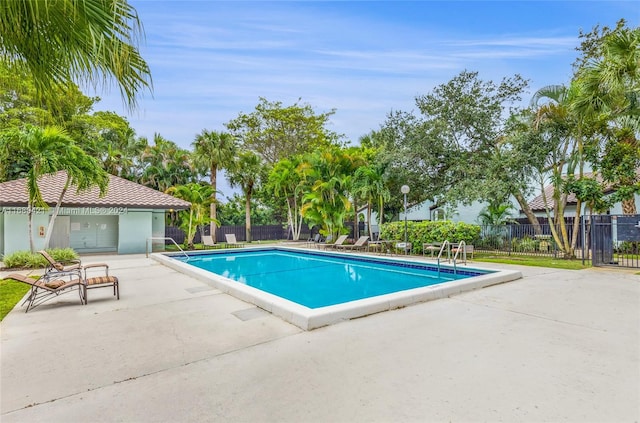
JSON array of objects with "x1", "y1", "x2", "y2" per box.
[{"x1": 401, "y1": 185, "x2": 410, "y2": 253}]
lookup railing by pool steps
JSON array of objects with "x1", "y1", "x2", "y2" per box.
[
  {"x1": 436, "y1": 240, "x2": 450, "y2": 277},
  {"x1": 146, "y1": 237, "x2": 189, "y2": 261},
  {"x1": 436, "y1": 240, "x2": 468, "y2": 277}
]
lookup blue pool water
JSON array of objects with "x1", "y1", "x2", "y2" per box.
[{"x1": 178, "y1": 248, "x2": 492, "y2": 309}]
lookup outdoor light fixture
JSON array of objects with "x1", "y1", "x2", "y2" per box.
[{"x1": 401, "y1": 185, "x2": 410, "y2": 254}]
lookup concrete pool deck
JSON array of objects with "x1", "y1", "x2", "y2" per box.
[
  {"x1": 152, "y1": 247, "x2": 523, "y2": 330},
  {"x1": 1, "y1": 250, "x2": 638, "y2": 422}
]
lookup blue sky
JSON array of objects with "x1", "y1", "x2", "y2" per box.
[{"x1": 96, "y1": 1, "x2": 637, "y2": 156}]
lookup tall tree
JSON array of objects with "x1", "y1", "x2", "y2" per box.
[
  {"x1": 225, "y1": 97, "x2": 342, "y2": 165},
  {"x1": 166, "y1": 183, "x2": 215, "y2": 249},
  {"x1": 529, "y1": 84, "x2": 586, "y2": 258},
  {"x1": 0, "y1": 125, "x2": 108, "y2": 251},
  {"x1": 352, "y1": 164, "x2": 390, "y2": 240},
  {"x1": 191, "y1": 129, "x2": 237, "y2": 242},
  {"x1": 227, "y1": 151, "x2": 263, "y2": 242},
  {"x1": 299, "y1": 147, "x2": 355, "y2": 241},
  {"x1": 572, "y1": 21, "x2": 640, "y2": 215},
  {"x1": 378, "y1": 71, "x2": 534, "y2": 221},
  {"x1": 0, "y1": 0, "x2": 152, "y2": 109},
  {"x1": 266, "y1": 157, "x2": 306, "y2": 241},
  {"x1": 140, "y1": 134, "x2": 194, "y2": 192},
  {"x1": 0, "y1": 64, "x2": 147, "y2": 183}
]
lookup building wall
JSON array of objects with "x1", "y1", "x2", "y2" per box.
[
  {"x1": 69, "y1": 215, "x2": 118, "y2": 253},
  {"x1": 398, "y1": 200, "x2": 435, "y2": 221},
  {"x1": 151, "y1": 211, "x2": 166, "y2": 252},
  {"x1": 118, "y1": 211, "x2": 152, "y2": 254},
  {"x1": 398, "y1": 199, "x2": 520, "y2": 224},
  {"x1": 1, "y1": 211, "x2": 50, "y2": 256},
  {"x1": 0, "y1": 212, "x2": 4, "y2": 256},
  {"x1": 1, "y1": 207, "x2": 166, "y2": 256},
  {"x1": 449, "y1": 201, "x2": 489, "y2": 224}
]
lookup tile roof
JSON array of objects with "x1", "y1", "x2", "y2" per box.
[
  {"x1": 0, "y1": 171, "x2": 191, "y2": 210},
  {"x1": 528, "y1": 184, "x2": 575, "y2": 211},
  {"x1": 527, "y1": 170, "x2": 639, "y2": 211}
]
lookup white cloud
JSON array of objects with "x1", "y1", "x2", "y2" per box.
[{"x1": 93, "y1": 1, "x2": 629, "y2": 150}]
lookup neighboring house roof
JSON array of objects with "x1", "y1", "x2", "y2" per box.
[
  {"x1": 527, "y1": 170, "x2": 640, "y2": 212},
  {"x1": 528, "y1": 185, "x2": 581, "y2": 211},
  {"x1": 0, "y1": 171, "x2": 191, "y2": 210}
]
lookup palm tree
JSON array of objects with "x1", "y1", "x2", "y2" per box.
[
  {"x1": 572, "y1": 24, "x2": 640, "y2": 215},
  {"x1": 140, "y1": 134, "x2": 194, "y2": 192},
  {"x1": 299, "y1": 148, "x2": 353, "y2": 241},
  {"x1": 227, "y1": 151, "x2": 263, "y2": 243},
  {"x1": 267, "y1": 157, "x2": 306, "y2": 240},
  {"x1": 477, "y1": 202, "x2": 516, "y2": 226},
  {"x1": 2, "y1": 125, "x2": 109, "y2": 251},
  {"x1": 191, "y1": 130, "x2": 237, "y2": 242},
  {"x1": 352, "y1": 165, "x2": 390, "y2": 240},
  {"x1": 166, "y1": 183, "x2": 215, "y2": 249},
  {"x1": 531, "y1": 84, "x2": 584, "y2": 258},
  {"x1": 0, "y1": 0, "x2": 152, "y2": 109}
]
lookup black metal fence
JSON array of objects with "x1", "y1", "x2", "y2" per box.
[
  {"x1": 478, "y1": 216, "x2": 640, "y2": 268},
  {"x1": 164, "y1": 217, "x2": 640, "y2": 268},
  {"x1": 165, "y1": 225, "x2": 288, "y2": 244},
  {"x1": 591, "y1": 214, "x2": 640, "y2": 268},
  {"x1": 475, "y1": 222, "x2": 584, "y2": 258},
  {"x1": 165, "y1": 222, "x2": 369, "y2": 244}
]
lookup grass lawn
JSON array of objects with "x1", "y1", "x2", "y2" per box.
[
  {"x1": 473, "y1": 254, "x2": 590, "y2": 270},
  {"x1": 0, "y1": 277, "x2": 31, "y2": 321}
]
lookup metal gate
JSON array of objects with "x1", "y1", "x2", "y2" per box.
[{"x1": 591, "y1": 214, "x2": 640, "y2": 268}]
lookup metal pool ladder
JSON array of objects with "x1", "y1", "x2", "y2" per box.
[
  {"x1": 146, "y1": 237, "x2": 190, "y2": 261},
  {"x1": 437, "y1": 240, "x2": 466, "y2": 277}
]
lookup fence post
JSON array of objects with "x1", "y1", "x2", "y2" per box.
[{"x1": 581, "y1": 214, "x2": 586, "y2": 266}]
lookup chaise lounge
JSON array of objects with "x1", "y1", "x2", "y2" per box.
[
  {"x1": 335, "y1": 236, "x2": 369, "y2": 252},
  {"x1": 201, "y1": 235, "x2": 218, "y2": 249},
  {"x1": 225, "y1": 234, "x2": 245, "y2": 248},
  {"x1": 39, "y1": 249, "x2": 82, "y2": 279},
  {"x1": 319, "y1": 234, "x2": 349, "y2": 250},
  {"x1": 4, "y1": 272, "x2": 84, "y2": 312},
  {"x1": 39, "y1": 250, "x2": 120, "y2": 304}
]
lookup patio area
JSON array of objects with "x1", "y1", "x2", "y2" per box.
[{"x1": 1, "y1": 250, "x2": 638, "y2": 422}]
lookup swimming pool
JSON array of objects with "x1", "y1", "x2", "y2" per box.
[
  {"x1": 153, "y1": 246, "x2": 522, "y2": 330},
  {"x1": 178, "y1": 249, "x2": 482, "y2": 308}
]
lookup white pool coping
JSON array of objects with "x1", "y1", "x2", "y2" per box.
[{"x1": 152, "y1": 246, "x2": 523, "y2": 330}]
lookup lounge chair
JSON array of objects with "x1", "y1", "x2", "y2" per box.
[
  {"x1": 39, "y1": 249, "x2": 120, "y2": 303},
  {"x1": 423, "y1": 242, "x2": 442, "y2": 257},
  {"x1": 4, "y1": 272, "x2": 84, "y2": 312},
  {"x1": 201, "y1": 235, "x2": 217, "y2": 249},
  {"x1": 38, "y1": 250, "x2": 81, "y2": 278},
  {"x1": 451, "y1": 243, "x2": 474, "y2": 260},
  {"x1": 319, "y1": 234, "x2": 349, "y2": 250},
  {"x1": 336, "y1": 236, "x2": 369, "y2": 252},
  {"x1": 225, "y1": 234, "x2": 245, "y2": 248},
  {"x1": 306, "y1": 233, "x2": 324, "y2": 247},
  {"x1": 83, "y1": 263, "x2": 120, "y2": 303}
]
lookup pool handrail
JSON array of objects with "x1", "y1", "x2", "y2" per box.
[
  {"x1": 436, "y1": 240, "x2": 452, "y2": 277},
  {"x1": 436, "y1": 240, "x2": 468, "y2": 276},
  {"x1": 146, "y1": 237, "x2": 190, "y2": 261},
  {"x1": 452, "y1": 240, "x2": 467, "y2": 267}
]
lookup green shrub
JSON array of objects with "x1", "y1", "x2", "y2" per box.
[
  {"x1": 1, "y1": 248, "x2": 79, "y2": 269},
  {"x1": 49, "y1": 248, "x2": 79, "y2": 263},
  {"x1": 380, "y1": 221, "x2": 481, "y2": 254},
  {"x1": 515, "y1": 237, "x2": 537, "y2": 253}
]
